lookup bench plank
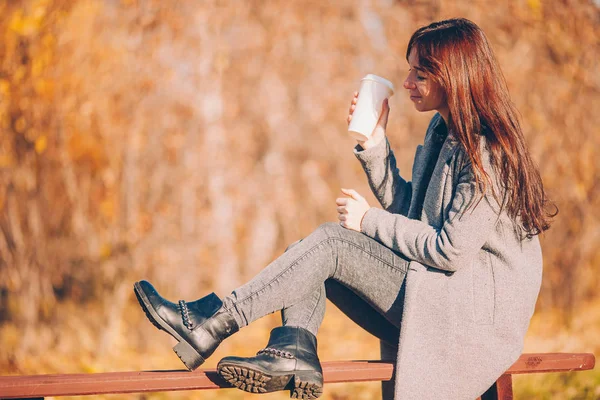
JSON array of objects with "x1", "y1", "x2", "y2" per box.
[
  {"x1": 505, "y1": 352, "x2": 594, "y2": 374},
  {"x1": 0, "y1": 361, "x2": 393, "y2": 398},
  {"x1": 0, "y1": 353, "x2": 594, "y2": 399}
]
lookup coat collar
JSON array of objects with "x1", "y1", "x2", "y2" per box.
[
  {"x1": 423, "y1": 113, "x2": 461, "y2": 174},
  {"x1": 408, "y1": 114, "x2": 462, "y2": 220}
]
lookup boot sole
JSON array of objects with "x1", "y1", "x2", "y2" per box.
[
  {"x1": 217, "y1": 362, "x2": 323, "y2": 399},
  {"x1": 133, "y1": 282, "x2": 205, "y2": 370}
]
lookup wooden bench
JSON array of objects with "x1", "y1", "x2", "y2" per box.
[{"x1": 0, "y1": 353, "x2": 594, "y2": 399}]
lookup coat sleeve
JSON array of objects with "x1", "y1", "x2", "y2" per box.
[
  {"x1": 360, "y1": 152, "x2": 503, "y2": 272},
  {"x1": 353, "y1": 137, "x2": 412, "y2": 216}
]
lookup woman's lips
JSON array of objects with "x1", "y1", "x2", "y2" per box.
[{"x1": 410, "y1": 95, "x2": 422, "y2": 101}]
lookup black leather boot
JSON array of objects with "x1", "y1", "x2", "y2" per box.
[
  {"x1": 217, "y1": 326, "x2": 323, "y2": 399},
  {"x1": 133, "y1": 280, "x2": 239, "y2": 370}
]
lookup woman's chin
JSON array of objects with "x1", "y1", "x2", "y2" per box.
[{"x1": 413, "y1": 104, "x2": 434, "y2": 113}]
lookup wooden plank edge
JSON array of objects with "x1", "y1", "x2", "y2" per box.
[
  {"x1": 506, "y1": 353, "x2": 595, "y2": 374},
  {"x1": 0, "y1": 361, "x2": 394, "y2": 399},
  {"x1": 0, "y1": 354, "x2": 595, "y2": 399}
]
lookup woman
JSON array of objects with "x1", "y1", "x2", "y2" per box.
[{"x1": 133, "y1": 18, "x2": 555, "y2": 399}]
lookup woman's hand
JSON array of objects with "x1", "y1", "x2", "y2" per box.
[
  {"x1": 347, "y1": 92, "x2": 390, "y2": 150},
  {"x1": 336, "y1": 188, "x2": 371, "y2": 232}
]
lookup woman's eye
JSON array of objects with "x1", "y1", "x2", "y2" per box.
[{"x1": 417, "y1": 75, "x2": 426, "y2": 81}]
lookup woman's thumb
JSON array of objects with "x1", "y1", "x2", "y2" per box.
[{"x1": 377, "y1": 98, "x2": 390, "y2": 128}]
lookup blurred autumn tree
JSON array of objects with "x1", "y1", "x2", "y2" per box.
[{"x1": 0, "y1": 0, "x2": 598, "y2": 391}]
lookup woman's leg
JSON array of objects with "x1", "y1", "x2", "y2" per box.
[
  {"x1": 281, "y1": 284, "x2": 326, "y2": 337},
  {"x1": 280, "y1": 238, "x2": 402, "y2": 345},
  {"x1": 222, "y1": 222, "x2": 409, "y2": 336},
  {"x1": 217, "y1": 222, "x2": 407, "y2": 398},
  {"x1": 285, "y1": 278, "x2": 401, "y2": 399},
  {"x1": 325, "y1": 279, "x2": 402, "y2": 345}
]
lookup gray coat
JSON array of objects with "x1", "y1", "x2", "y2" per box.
[{"x1": 354, "y1": 113, "x2": 543, "y2": 399}]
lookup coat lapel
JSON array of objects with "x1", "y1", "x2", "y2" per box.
[
  {"x1": 395, "y1": 126, "x2": 462, "y2": 399},
  {"x1": 407, "y1": 116, "x2": 460, "y2": 221},
  {"x1": 420, "y1": 134, "x2": 461, "y2": 226}
]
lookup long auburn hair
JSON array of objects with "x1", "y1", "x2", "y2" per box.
[{"x1": 407, "y1": 18, "x2": 556, "y2": 238}]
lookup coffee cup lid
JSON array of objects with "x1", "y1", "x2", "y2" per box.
[{"x1": 361, "y1": 74, "x2": 395, "y2": 95}]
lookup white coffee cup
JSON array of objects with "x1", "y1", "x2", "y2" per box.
[{"x1": 348, "y1": 74, "x2": 395, "y2": 141}]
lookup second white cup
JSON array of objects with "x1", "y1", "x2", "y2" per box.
[{"x1": 348, "y1": 74, "x2": 395, "y2": 141}]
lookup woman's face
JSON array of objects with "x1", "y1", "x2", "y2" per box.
[{"x1": 404, "y1": 47, "x2": 448, "y2": 119}]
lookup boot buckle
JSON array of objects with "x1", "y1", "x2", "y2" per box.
[
  {"x1": 178, "y1": 300, "x2": 194, "y2": 330},
  {"x1": 256, "y1": 347, "x2": 295, "y2": 359}
]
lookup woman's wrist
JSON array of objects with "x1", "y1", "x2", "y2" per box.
[{"x1": 357, "y1": 136, "x2": 384, "y2": 150}]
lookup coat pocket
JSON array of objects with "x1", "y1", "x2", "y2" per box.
[{"x1": 472, "y1": 253, "x2": 496, "y2": 325}]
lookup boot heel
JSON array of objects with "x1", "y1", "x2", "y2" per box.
[
  {"x1": 292, "y1": 371, "x2": 323, "y2": 399},
  {"x1": 173, "y1": 340, "x2": 205, "y2": 371}
]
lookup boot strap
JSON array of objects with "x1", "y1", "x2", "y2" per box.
[
  {"x1": 178, "y1": 300, "x2": 194, "y2": 330},
  {"x1": 256, "y1": 347, "x2": 295, "y2": 359}
]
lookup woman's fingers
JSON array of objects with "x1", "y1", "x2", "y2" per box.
[
  {"x1": 341, "y1": 188, "x2": 362, "y2": 200},
  {"x1": 348, "y1": 100, "x2": 356, "y2": 114},
  {"x1": 348, "y1": 93, "x2": 358, "y2": 110},
  {"x1": 338, "y1": 214, "x2": 347, "y2": 221},
  {"x1": 336, "y1": 197, "x2": 348, "y2": 206},
  {"x1": 337, "y1": 206, "x2": 347, "y2": 214},
  {"x1": 347, "y1": 92, "x2": 359, "y2": 125}
]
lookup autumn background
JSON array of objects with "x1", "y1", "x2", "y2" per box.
[{"x1": 0, "y1": 0, "x2": 599, "y2": 399}]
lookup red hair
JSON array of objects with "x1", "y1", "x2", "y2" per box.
[{"x1": 407, "y1": 18, "x2": 556, "y2": 237}]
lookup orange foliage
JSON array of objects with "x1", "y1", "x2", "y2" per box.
[{"x1": 0, "y1": 0, "x2": 599, "y2": 398}]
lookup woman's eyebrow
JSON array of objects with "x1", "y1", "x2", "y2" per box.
[{"x1": 408, "y1": 65, "x2": 425, "y2": 72}]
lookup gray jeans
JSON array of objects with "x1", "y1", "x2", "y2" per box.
[
  {"x1": 222, "y1": 222, "x2": 408, "y2": 345},
  {"x1": 222, "y1": 222, "x2": 407, "y2": 399}
]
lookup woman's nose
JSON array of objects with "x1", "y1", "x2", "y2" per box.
[{"x1": 403, "y1": 78, "x2": 415, "y2": 90}]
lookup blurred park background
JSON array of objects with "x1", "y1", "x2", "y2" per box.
[{"x1": 0, "y1": 0, "x2": 599, "y2": 398}]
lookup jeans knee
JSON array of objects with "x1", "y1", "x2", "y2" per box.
[
  {"x1": 315, "y1": 222, "x2": 345, "y2": 239},
  {"x1": 285, "y1": 238, "x2": 303, "y2": 252}
]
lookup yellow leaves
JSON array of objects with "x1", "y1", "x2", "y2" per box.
[
  {"x1": 8, "y1": 0, "x2": 50, "y2": 37},
  {"x1": 0, "y1": 185, "x2": 5, "y2": 212},
  {"x1": 9, "y1": 9, "x2": 40, "y2": 37},
  {"x1": 0, "y1": 324, "x2": 21, "y2": 350},
  {"x1": 0, "y1": 79, "x2": 10, "y2": 98},
  {"x1": 0, "y1": 154, "x2": 14, "y2": 168},
  {"x1": 100, "y1": 198, "x2": 115, "y2": 220},
  {"x1": 99, "y1": 243, "x2": 112, "y2": 260},
  {"x1": 31, "y1": 58, "x2": 45, "y2": 78},
  {"x1": 41, "y1": 33, "x2": 56, "y2": 48},
  {"x1": 526, "y1": 0, "x2": 542, "y2": 19},
  {"x1": 14, "y1": 116, "x2": 27, "y2": 133},
  {"x1": 35, "y1": 135, "x2": 48, "y2": 154},
  {"x1": 527, "y1": 0, "x2": 541, "y2": 11},
  {"x1": 32, "y1": 36, "x2": 55, "y2": 77},
  {"x1": 33, "y1": 78, "x2": 54, "y2": 97},
  {"x1": 31, "y1": 0, "x2": 50, "y2": 21},
  {"x1": 13, "y1": 66, "x2": 27, "y2": 84},
  {"x1": 67, "y1": 132, "x2": 108, "y2": 170}
]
